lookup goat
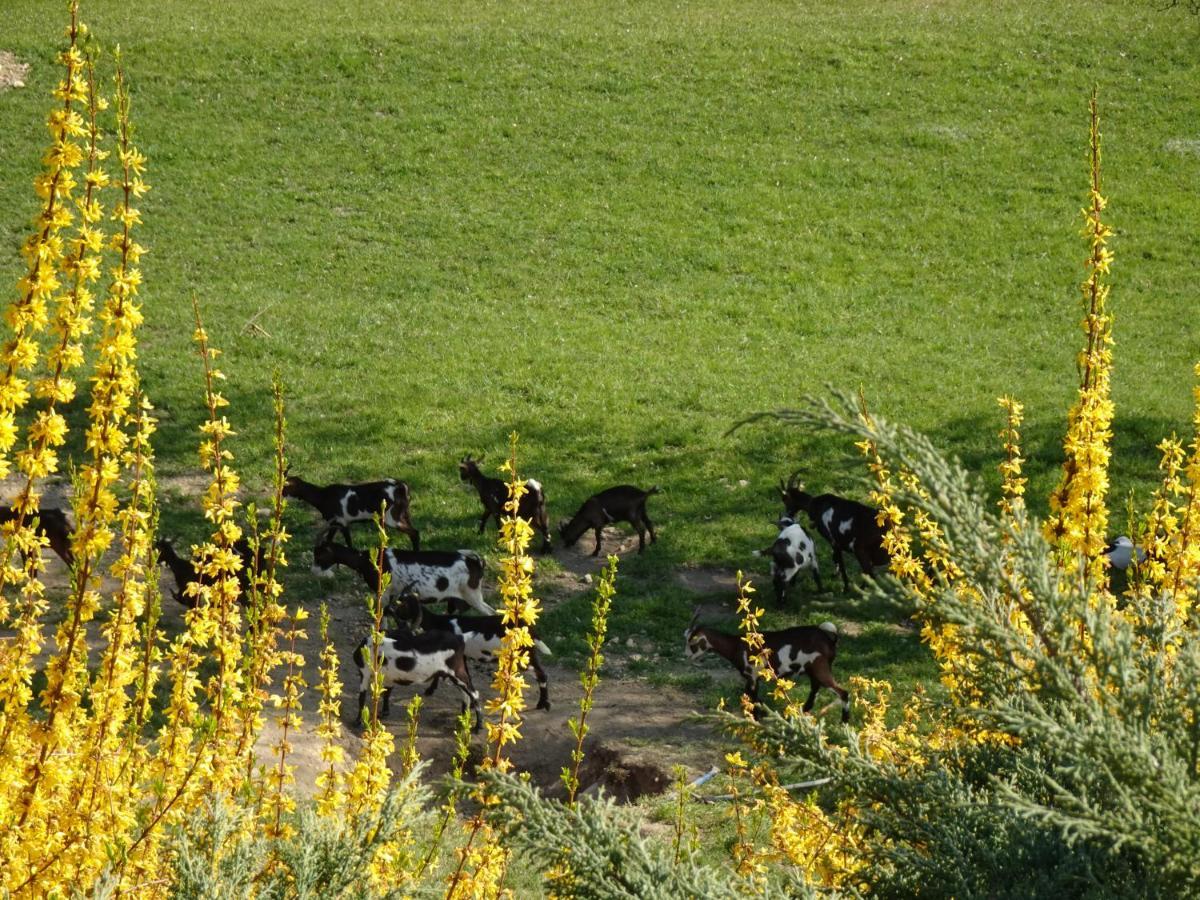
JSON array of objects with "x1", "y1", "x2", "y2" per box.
[
  {"x1": 352, "y1": 627, "x2": 482, "y2": 730},
  {"x1": 0, "y1": 504, "x2": 74, "y2": 568},
  {"x1": 559, "y1": 485, "x2": 659, "y2": 556},
  {"x1": 683, "y1": 609, "x2": 849, "y2": 722},
  {"x1": 387, "y1": 593, "x2": 551, "y2": 710},
  {"x1": 754, "y1": 517, "x2": 823, "y2": 605},
  {"x1": 155, "y1": 537, "x2": 264, "y2": 608},
  {"x1": 778, "y1": 473, "x2": 888, "y2": 592},
  {"x1": 1103, "y1": 535, "x2": 1146, "y2": 572},
  {"x1": 311, "y1": 536, "x2": 495, "y2": 615},
  {"x1": 458, "y1": 455, "x2": 552, "y2": 552},
  {"x1": 282, "y1": 471, "x2": 419, "y2": 550}
]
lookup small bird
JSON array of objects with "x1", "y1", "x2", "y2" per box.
[{"x1": 1103, "y1": 536, "x2": 1146, "y2": 571}]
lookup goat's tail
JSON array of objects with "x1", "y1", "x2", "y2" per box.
[
  {"x1": 534, "y1": 639, "x2": 552, "y2": 656},
  {"x1": 819, "y1": 621, "x2": 839, "y2": 642}
]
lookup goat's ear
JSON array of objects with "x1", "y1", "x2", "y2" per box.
[{"x1": 686, "y1": 605, "x2": 702, "y2": 631}]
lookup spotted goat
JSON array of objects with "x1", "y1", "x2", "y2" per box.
[
  {"x1": 754, "y1": 517, "x2": 823, "y2": 605},
  {"x1": 387, "y1": 592, "x2": 552, "y2": 710},
  {"x1": 283, "y1": 470, "x2": 420, "y2": 550},
  {"x1": 352, "y1": 626, "x2": 482, "y2": 730},
  {"x1": 559, "y1": 484, "x2": 659, "y2": 556},
  {"x1": 779, "y1": 474, "x2": 888, "y2": 592},
  {"x1": 155, "y1": 537, "x2": 265, "y2": 608},
  {"x1": 684, "y1": 608, "x2": 850, "y2": 722},
  {"x1": 312, "y1": 535, "x2": 494, "y2": 615},
  {"x1": 458, "y1": 455, "x2": 552, "y2": 552}
]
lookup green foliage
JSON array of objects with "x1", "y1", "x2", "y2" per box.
[
  {"x1": 159, "y1": 776, "x2": 431, "y2": 899},
  {"x1": 482, "y1": 771, "x2": 814, "y2": 899},
  {"x1": 727, "y1": 392, "x2": 1200, "y2": 896}
]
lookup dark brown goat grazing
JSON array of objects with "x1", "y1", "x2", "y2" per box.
[
  {"x1": 0, "y1": 504, "x2": 74, "y2": 568},
  {"x1": 683, "y1": 609, "x2": 850, "y2": 722},
  {"x1": 778, "y1": 473, "x2": 888, "y2": 592},
  {"x1": 155, "y1": 538, "x2": 263, "y2": 608},
  {"x1": 558, "y1": 485, "x2": 659, "y2": 556},
  {"x1": 458, "y1": 455, "x2": 551, "y2": 552},
  {"x1": 282, "y1": 471, "x2": 419, "y2": 550}
]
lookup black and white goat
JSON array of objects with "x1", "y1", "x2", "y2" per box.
[
  {"x1": 458, "y1": 455, "x2": 552, "y2": 552},
  {"x1": 779, "y1": 474, "x2": 888, "y2": 592},
  {"x1": 155, "y1": 538, "x2": 264, "y2": 608},
  {"x1": 754, "y1": 517, "x2": 823, "y2": 605},
  {"x1": 684, "y1": 609, "x2": 850, "y2": 722},
  {"x1": 353, "y1": 627, "x2": 482, "y2": 730},
  {"x1": 0, "y1": 504, "x2": 74, "y2": 567},
  {"x1": 283, "y1": 471, "x2": 420, "y2": 550},
  {"x1": 312, "y1": 536, "x2": 495, "y2": 615},
  {"x1": 559, "y1": 485, "x2": 659, "y2": 556},
  {"x1": 387, "y1": 593, "x2": 552, "y2": 710},
  {"x1": 1103, "y1": 535, "x2": 1147, "y2": 572}
]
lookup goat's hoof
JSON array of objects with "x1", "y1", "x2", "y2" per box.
[{"x1": 537, "y1": 701, "x2": 551, "y2": 711}]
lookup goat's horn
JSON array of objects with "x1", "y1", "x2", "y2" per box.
[{"x1": 687, "y1": 605, "x2": 702, "y2": 629}]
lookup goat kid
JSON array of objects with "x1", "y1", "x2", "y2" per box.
[
  {"x1": 559, "y1": 485, "x2": 659, "y2": 556},
  {"x1": 387, "y1": 593, "x2": 551, "y2": 710},
  {"x1": 458, "y1": 455, "x2": 552, "y2": 552},
  {"x1": 155, "y1": 538, "x2": 264, "y2": 608},
  {"x1": 753, "y1": 517, "x2": 823, "y2": 605},
  {"x1": 779, "y1": 473, "x2": 888, "y2": 592},
  {"x1": 0, "y1": 504, "x2": 74, "y2": 567},
  {"x1": 283, "y1": 471, "x2": 420, "y2": 550},
  {"x1": 312, "y1": 537, "x2": 495, "y2": 615},
  {"x1": 353, "y1": 627, "x2": 482, "y2": 730},
  {"x1": 684, "y1": 610, "x2": 849, "y2": 722}
]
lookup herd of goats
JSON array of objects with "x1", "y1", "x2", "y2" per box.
[{"x1": 2, "y1": 459, "x2": 944, "y2": 732}]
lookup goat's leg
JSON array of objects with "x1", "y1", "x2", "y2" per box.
[
  {"x1": 530, "y1": 649, "x2": 551, "y2": 711},
  {"x1": 424, "y1": 674, "x2": 442, "y2": 697},
  {"x1": 772, "y1": 571, "x2": 788, "y2": 607},
  {"x1": 633, "y1": 516, "x2": 647, "y2": 553},
  {"x1": 396, "y1": 514, "x2": 421, "y2": 551},
  {"x1": 379, "y1": 687, "x2": 392, "y2": 719},
  {"x1": 445, "y1": 667, "x2": 482, "y2": 732},
  {"x1": 477, "y1": 510, "x2": 491, "y2": 534},
  {"x1": 591, "y1": 526, "x2": 604, "y2": 556},
  {"x1": 806, "y1": 660, "x2": 851, "y2": 723},
  {"x1": 643, "y1": 509, "x2": 657, "y2": 544},
  {"x1": 833, "y1": 548, "x2": 850, "y2": 592},
  {"x1": 338, "y1": 522, "x2": 355, "y2": 548},
  {"x1": 811, "y1": 564, "x2": 824, "y2": 593}
]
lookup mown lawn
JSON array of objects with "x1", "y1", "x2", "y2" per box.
[{"x1": 2, "y1": 0, "x2": 1199, "y2": 737}]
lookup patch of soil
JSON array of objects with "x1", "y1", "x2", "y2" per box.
[
  {"x1": 0, "y1": 52, "x2": 29, "y2": 91},
  {"x1": 674, "y1": 566, "x2": 738, "y2": 596},
  {"x1": 574, "y1": 742, "x2": 671, "y2": 803},
  {"x1": 553, "y1": 526, "x2": 657, "y2": 577}
]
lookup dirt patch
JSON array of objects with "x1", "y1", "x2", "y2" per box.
[
  {"x1": 674, "y1": 566, "x2": 738, "y2": 596},
  {"x1": 575, "y1": 742, "x2": 671, "y2": 803},
  {"x1": 553, "y1": 526, "x2": 657, "y2": 577},
  {"x1": 0, "y1": 52, "x2": 29, "y2": 91}
]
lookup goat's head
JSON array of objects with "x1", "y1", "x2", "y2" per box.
[
  {"x1": 458, "y1": 455, "x2": 482, "y2": 483},
  {"x1": 683, "y1": 607, "x2": 711, "y2": 661},
  {"x1": 383, "y1": 584, "x2": 422, "y2": 627},
  {"x1": 153, "y1": 538, "x2": 173, "y2": 562},
  {"x1": 281, "y1": 471, "x2": 301, "y2": 497},
  {"x1": 311, "y1": 535, "x2": 341, "y2": 577},
  {"x1": 778, "y1": 472, "x2": 812, "y2": 518}
]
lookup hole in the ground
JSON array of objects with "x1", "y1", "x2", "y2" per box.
[{"x1": 574, "y1": 742, "x2": 670, "y2": 803}]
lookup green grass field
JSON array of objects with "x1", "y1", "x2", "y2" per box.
[{"x1": 3, "y1": 0, "x2": 1199, "y2": 740}]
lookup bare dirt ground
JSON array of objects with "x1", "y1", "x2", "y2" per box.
[{"x1": 0, "y1": 52, "x2": 29, "y2": 91}]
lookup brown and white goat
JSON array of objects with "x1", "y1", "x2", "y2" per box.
[
  {"x1": 387, "y1": 593, "x2": 552, "y2": 710},
  {"x1": 458, "y1": 455, "x2": 551, "y2": 552},
  {"x1": 559, "y1": 485, "x2": 659, "y2": 556},
  {"x1": 283, "y1": 471, "x2": 419, "y2": 550},
  {"x1": 353, "y1": 626, "x2": 482, "y2": 730},
  {"x1": 0, "y1": 504, "x2": 74, "y2": 568},
  {"x1": 779, "y1": 474, "x2": 888, "y2": 592},
  {"x1": 684, "y1": 610, "x2": 850, "y2": 722}
]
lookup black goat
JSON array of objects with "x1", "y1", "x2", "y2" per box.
[
  {"x1": 779, "y1": 474, "x2": 888, "y2": 592},
  {"x1": 155, "y1": 538, "x2": 263, "y2": 608},
  {"x1": 458, "y1": 455, "x2": 552, "y2": 552},
  {"x1": 387, "y1": 593, "x2": 551, "y2": 710},
  {"x1": 312, "y1": 536, "x2": 494, "y2": 615},
  {"x1": 353, "y1": 627, "x2": 482, "y2": 730},
  {"x1": 282, "y1": 471, "x2": 419, "y2": 550},
  {"x1": 559, "y1": 485, "x2": 659, "y2": 556},
  {"x1": 684, "y1": 609, "x2": 849, "y2": 722},
  {"x1": 0, "y1": 504, "x2": 74, "y2": 568}
]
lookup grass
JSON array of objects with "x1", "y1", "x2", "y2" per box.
[{"x1": 2, "y1": 0, "x2": 1199, "y2": 874}]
